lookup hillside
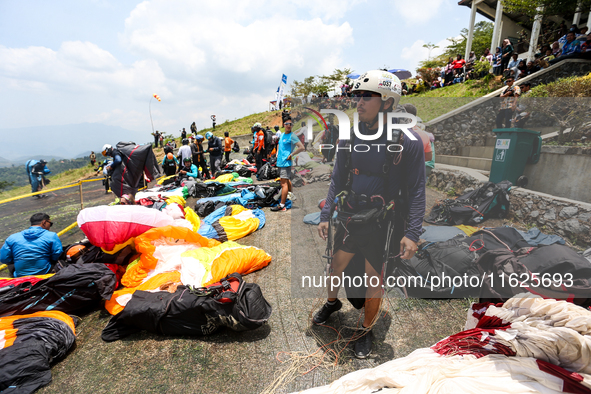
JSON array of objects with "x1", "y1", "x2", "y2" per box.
[{"x1": 198, "y1": 110, "x2": 285, "y2": 139}]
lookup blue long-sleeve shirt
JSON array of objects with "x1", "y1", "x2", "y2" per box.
[
  {"x1": 109, "y1": 150, "x2": 122, "y2": 170},
  {"x1": 1, "y1": 226, "x2": 62, "y2": 277},
  {"x1": 180, "y1": 164, "x2": 199, "y2": 178},
  {"x1": 319, "y1": 122, "x2": 426, "y2": 243}
]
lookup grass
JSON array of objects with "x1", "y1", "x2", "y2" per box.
[
  {"x1": 399, "y1": 78, "x2": 504, "y2": 122},
  {"x1": 0, "y1": 164, "x2": 99, "y2": 200},
  {"x1": 198, "y1": 110, "x2": 284, "y2": 139}
]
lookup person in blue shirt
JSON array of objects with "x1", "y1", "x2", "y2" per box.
[
  {"x1": 314, "y1": 70, "x2": 426, "y2": 359},
  {"x1": 270, "y1": 118, "x2": 305, "y2": 212},
  {"x1": 25, "y1": 159, "x2": 51, "y2": 196},
  {"x1": 101, "y1": 144, "x2": 122, "y2": 173},
  {"x1": 178, "y1": 157, "x2": 199, "y2": 181},
  {"x1": 1, "y1": 213, "x2": 63, "y2": 277}
]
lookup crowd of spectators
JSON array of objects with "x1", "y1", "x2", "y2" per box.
[{"x1": 403, "y1": 21, "x2": 591, "y2": 95}]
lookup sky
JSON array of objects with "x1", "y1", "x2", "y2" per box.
[{"x1": 0, "y1": 0, "x2": 487, "y2": 140}]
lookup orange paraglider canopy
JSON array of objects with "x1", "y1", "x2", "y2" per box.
[{"x1": 121, "y1": 226, "x2": 219, "y2": 288}]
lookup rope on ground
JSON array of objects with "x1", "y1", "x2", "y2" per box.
[
  {"x1": 0, "y1": 178, "x2": 102, "y2": 205},
  {"x1": 57, "y1": 221, "x2": 78, "y2": 237},
  {"x1": 261, "y1": 291, "x2": 389, "y2": 394}
]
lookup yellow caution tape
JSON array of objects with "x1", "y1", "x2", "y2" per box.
[
  {"x1": 57, "y1": 221, "x2": 78, "y2": 237},
  {"x1": 0, "y1": 178, "x2": 102, "y2": 205}
]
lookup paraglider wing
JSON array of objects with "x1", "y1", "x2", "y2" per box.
[
  {"x1": 110, "y1": 142, "x2": 161, "y2": 198},
  {"x1": 77, "y1": 205, "x2": 174, "y2": 251}
]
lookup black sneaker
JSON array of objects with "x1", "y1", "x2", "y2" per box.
[
  {"x1": 354, "y1": 328, "x2": 373, "y2": 359},
  {"x1": 313, "y1": 299, "x2": 342, "y2": 325},
  {"x1": 270, "y1": 205, "x2": 286, "y2": 212}
]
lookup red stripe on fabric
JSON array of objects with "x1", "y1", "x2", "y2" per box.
[
  {"x1": 120, "y1": 145, "x2": 140, "y2": 197},
  {"x1": 536, "y1": 359, "x2": 591, "y2": 394},
  {"x1": 0, "y1": 277, "x2": 46, "y2": 288},
  {"x1": 80, "y1": 222, "x2": 153, "y2": 251}
]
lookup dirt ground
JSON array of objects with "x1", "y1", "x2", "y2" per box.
[{"x1": 1, "y1": 157, "x2": 481, "y2": 394}]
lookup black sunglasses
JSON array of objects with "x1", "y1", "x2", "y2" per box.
[
  {"x1": 353, "y1": 91, "x2": 377, "y2": 102},
  {"x1": 46, "y1": 220, "x2": 53, "y2": 228}
]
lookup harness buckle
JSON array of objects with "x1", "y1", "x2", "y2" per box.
[{"x1": 351, "y1": 168, "x2": 360, "y2": 175}]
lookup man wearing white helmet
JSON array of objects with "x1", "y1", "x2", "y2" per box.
[
  {"x1": 314, "y1": 70, "x2": 426, "y2": 359},
  {"x1": 101, "y1": 144, "x2": 122, "y2": 174}
]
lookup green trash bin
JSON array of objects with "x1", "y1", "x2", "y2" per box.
[{"x1": 489, "y1": 128, "x2": 542, "y2": 187}]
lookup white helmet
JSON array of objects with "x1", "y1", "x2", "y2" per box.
[
  {"x1": 351, "y1": 70, "x2": 402, "y2": 108},
  {"x1": 101, "y1": 144, "x2": 112, "y2": 156}
]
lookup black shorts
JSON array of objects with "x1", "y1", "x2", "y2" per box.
[{"x1": 333, "y1": 220, "x2": 389, "y2": 273}]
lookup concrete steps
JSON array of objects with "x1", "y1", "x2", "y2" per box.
[
  {"x1": 458, "y1": 146, "x2": 494, "y2": 159},
  {"x1": 437, "y1": 155, "x2": 492, "y2": 171}
]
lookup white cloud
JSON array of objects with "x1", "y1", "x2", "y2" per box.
[
  {"x1": 120, "y1": 0, "x2": 354, "y2": 85},
  {"x1": 393, "y1": 0, "x2": 446, "y2": 24},
  {"x1": 0, "y1": 43, "x2": 169, "y2": 98},
  {"x1": 401, "y1": 38, "x2": 449, "y2": 61},
  {"x1": 0, "y1": 0, "x2": 357, "y2": 132}
]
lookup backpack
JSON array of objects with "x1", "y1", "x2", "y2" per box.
[
  {"x1": 426, "y1": 181, "x2": 512, "y2": 226},
  {"x1": 264, "y1": 130, "x2": 274, "y2": 150},
  {"x1": 232, "y1": 140, "x2": 240, "y2": 153},
  {"x1": 101, "y1": 273, "x2": 272, "y2": 341}
]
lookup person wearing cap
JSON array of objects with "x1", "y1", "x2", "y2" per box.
[
  {"x1": 205, "y1": 132, "x2": 223, "y2": 176},
  {"x1": 178, "y1": 157, "x2": 199, "y2": 181},
  {"x1": 314, "y1": 70, "x2": 425, "y2": 359},
  {"x1": 1, "y1": 213, "x2": 62, "y2": 277}
]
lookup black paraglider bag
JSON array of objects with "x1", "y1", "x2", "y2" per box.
[{"x1": 110, "y1": 142, "x2": 161, "y2": 198}]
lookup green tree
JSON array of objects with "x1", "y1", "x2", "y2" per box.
[
  {"x1": 501, "y1": 0, "x2": 591, "y2": 19},
  {"x1": 423, "y1": 42, "x2": 439, "y2": 60},
  {"x1": 443, "y1": 21, "x2": 494, "y2": 59},
  {"x1": 290, "y1": 68, "x2": 354, "y2": 97},
  {"x1": 0, "y1": 180, "x2": 14, "y2": 191}
]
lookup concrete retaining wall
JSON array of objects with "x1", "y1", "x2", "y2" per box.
[
  {"x1": 524, "y1": 146, "x2": 591, "y2": 202},
  {"x1": 425, "y1": 60, "x2": 591, "y2": 156},
  {"x1": 427, "y1": 168, "x2": 591, "y2": 248}
]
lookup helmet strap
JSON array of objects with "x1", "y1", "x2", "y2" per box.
[{"x1": 367, "y1": 100, "x2": 386, "y2": 130}]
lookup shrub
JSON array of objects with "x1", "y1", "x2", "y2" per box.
[{"x1": 528, "y1": 72, "x2": 591, "y2": 97}]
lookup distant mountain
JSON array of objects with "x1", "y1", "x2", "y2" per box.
[
  {"x1": 10, "y1": 155, "x2": 66, "y2": 165},
  {"x1": 75, "y1": 151, "x2": 93, "y2": 158},
  {"x1": 0, "y1": 156, "x2": 12, "y2": 168},
  {"x1": 0, "y1": 123, "x2": 149, "y2": 161}
]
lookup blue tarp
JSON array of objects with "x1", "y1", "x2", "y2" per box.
[
  {"x1": 303, "y1": 211, "x2": 337, "y2": 225},
  {"x1": 197, "y1": 189, "x2": 255, "y2": 207},
  {"x1": 420, "y1": 226, "x2": 465, "y2": 242},
  {"x1": 198, "y1": 205, "x2": 266, "y2": 240},
  {"x1": 517, "y1": 227, "x2": 565, "y2": 246}
]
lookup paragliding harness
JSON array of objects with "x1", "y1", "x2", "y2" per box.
[
  {"x1": 323, "y1": 129, "x2": 408, "y2": 282},
  {"x1": 232, "y1": 140, "x2": 240, "y2": 153},
  {"x1": 26, "y1": 160, "x2": 51, "y2": 194},
  {"x1": 96, "y1": 159, "x2": 112, "y2": 193}
]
